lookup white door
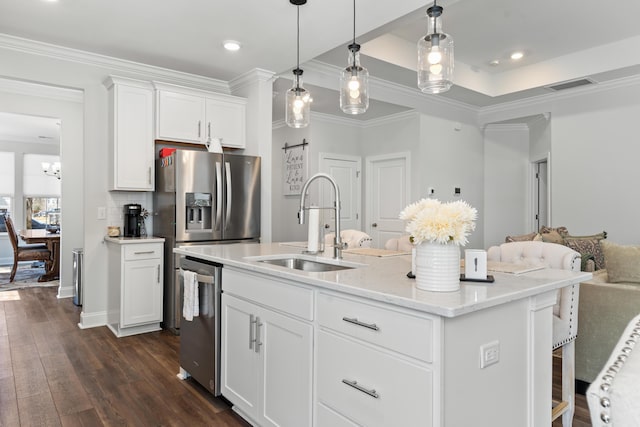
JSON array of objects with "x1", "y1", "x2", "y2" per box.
[
  {"x1": 366, "y1": 153, "x2": 410, "y2": 248},
  {"x1": 122, "y1": 258, "x2": 162, "y2": 326},
  {"x1": 221, "y1": 294, "x2": 259, "y2": 419},
  {"x1": 319, "y1": 153, "x2": 362, "y2": 233},
  {"x1": 259, "y1": 306, "x2": 313, "y2": 427}
]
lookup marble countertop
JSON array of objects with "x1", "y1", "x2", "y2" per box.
[
  {"x1": 174, "y1": 242, "x2": 592, "y2": 318},
  {"x1": 104, "y1": 236, "x2": 165, "y2": 244}
]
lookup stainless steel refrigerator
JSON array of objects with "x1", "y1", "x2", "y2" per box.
[{"x1": 154, "y1": 149, "x2": 260, "y2": 333}]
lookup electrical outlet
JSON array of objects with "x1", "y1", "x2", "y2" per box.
[{"x1": 480, "y1": 341, "x2": 500, "y2": 369}]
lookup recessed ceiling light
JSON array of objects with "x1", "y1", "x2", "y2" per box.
[
  {"x1": 489, "y1": 59, "x2": 500, "y2": 66},
  {"x1": 510, "y1": 51, "x2": 524, "y2": 60},
  {"x1": 223, "y1": 40, "x2": 241, "y2": 51}
]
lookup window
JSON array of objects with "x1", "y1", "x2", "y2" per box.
[
  {"x1": 23, "y1": 154, "x2": 61, "y2": 229},
  {"x1": 27, "y1": 197, "x2": 60, "y2": 228},
  {"x1": 0, "y1": 152, "x2": 15, "y2": 233}
]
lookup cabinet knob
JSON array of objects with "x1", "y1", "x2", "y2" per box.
[{"x1": 372, "y1": 223, "x2": 378, "y2": 228}]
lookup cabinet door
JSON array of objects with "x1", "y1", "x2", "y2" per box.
[
  {"x1": 111, "y1": 83, "x2": 154, "y2": 191},
  {"x1": 221, "y1": 294, "x2": 259, "y2": 419},
  {"x1": 259, "y1": 306, "x2": 313, "y2": 427},
  {"x1": 157, "y1": 90, "x2": 205, "y2": 143},
  {"x1": 205, "y1": 97, "x2": 246, "y2": 148},
  {"x1": 122, "y1": 258, "x2": 162, "y2": 326}
]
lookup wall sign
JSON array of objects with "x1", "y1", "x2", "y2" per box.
[{"x1": 282, "y1": 139, "x2": 309, "y2": 196}]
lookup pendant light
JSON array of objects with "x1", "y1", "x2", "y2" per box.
[
  {"x1": 339, "y1": 0, "x2": 369, "y2": 114},
  {"x1": 286, "y1": 0, "x2": 312, "y2": 128},
  {"x1": 417, "y1": 0, "x2": 454, "y2": 94}
]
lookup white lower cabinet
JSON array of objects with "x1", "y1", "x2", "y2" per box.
[
  {"x1": 220, "y1": 269, "x2": 437, "y2": 427},
  {"x1": 221, "y1": 269, "x2": 313, "y2": 427},
  {"x1": 105, "y1": 239, "x2": 164, "y2": 337},
  {"x1": 315, "y1": 292, "x2": 436, "y2": 427}
]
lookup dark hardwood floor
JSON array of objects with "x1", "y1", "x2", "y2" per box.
[
  {"x1": 2, "y1": 287, "x2": 593, "y2": 426},
  {"x1": 0, "y1": 287, "x2": 249, "y2": 426}
]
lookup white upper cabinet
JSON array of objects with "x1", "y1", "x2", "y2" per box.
[
  {"x1": 105, "y1": 76, "x2": 155, "y2": 191},
  {"x1": 155, "y1": 83, "x2": 246, "y2": 149},
  {"x1": 205, "y1": 97, "x2": 246, "y2": 149},
  {"x1": 156, "y1": 90, "x2": 206, "y2": 144}
]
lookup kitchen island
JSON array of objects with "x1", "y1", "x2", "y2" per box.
[{"x1": 175, "y1": 242, "x2": 591, "y2": 427}]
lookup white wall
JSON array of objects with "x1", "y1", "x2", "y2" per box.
[
  {"x1": 272, "y1": 111, "x2": 487, "y2": 249},
  {"x1": 420, "y1": 115, "x2": 485, "y2": 249},
  {"x1": 0, "y1": 40, "x2": 270, "y2": 328},
  {"x1": 480, "y1": 77, "x2": 640, "y2": 246},
  {"x1": 271, "y1": 121, "x2": 312, "y2": 243},
  {"x1": 483, "y1": 125, "x2": 530, "y2": 248},
  {"x1": 551, "y1": 83, "x2": 640, "y2": 243}
]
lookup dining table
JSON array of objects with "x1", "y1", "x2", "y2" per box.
[{"x1": 19, "y1": 228, "x2": 61, "y2": 282}]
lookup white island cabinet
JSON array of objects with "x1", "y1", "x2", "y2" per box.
[
  {"x1": 154, "y1": 83, "x2": 246, "y2": 149},
  {"x1": 173, "y1": 243, "x2": 591, "y2": 427},
  {"x1": 221, "y1": 268, "x2": 313, "y2": 427},
  {"x1": 105, "y1": 237, "x2": 164, "y2": 337}
]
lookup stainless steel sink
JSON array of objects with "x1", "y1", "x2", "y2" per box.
[{"x1": 247, "y1": 254, "x2": 365, "y2": 272}]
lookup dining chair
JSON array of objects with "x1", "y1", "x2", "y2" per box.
[
  {"x1": 3, "y1": 214, "x2": 52, "y2": 282},
  {"x1": 487, "y1": 240, "x2": 581, "y2": 427}
]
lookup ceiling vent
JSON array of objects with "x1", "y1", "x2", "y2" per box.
[{"x1": 546, "y1": 78, "x2": 596, "y2": 92}]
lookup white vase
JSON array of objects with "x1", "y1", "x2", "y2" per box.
[{"x1": 414, "y1": 242, "x2": 461, "y2": 292}]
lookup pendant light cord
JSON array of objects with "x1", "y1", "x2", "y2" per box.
[
  {"x1": 296, "y1": 5, "x2": 300, "y2": 70},
  {"x1": 352, "y1": 0, "x2": 356, "y2": 45}
]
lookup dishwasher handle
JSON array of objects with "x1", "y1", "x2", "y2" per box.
[{"x1": 180, "y1": 269, "x2": 215, "y2": 284}]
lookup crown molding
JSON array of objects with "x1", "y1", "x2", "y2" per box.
[
  {"x1": 361, "y1": 110, "x2": 420, "y2": 129},
  {"x1": 0, "y1": 33, "x2": 230, "y2": 93},
  {"x1": 229, "y1": 68, "x2": 277, "y2": 93},
  {"x1": 272, "y1": 119, "x2": 286, "y2": 129},
  {"x1": 311, "y1": 111, "x2": 362, "y2": 127},
  {"x1": 0, "y1": 76, "x2": 83, "y2": 103},
  {"x1": 484, "y1": 123, "x2": 530, "y2": 132},
  {"x1": 478, "y1": 74, "x2": 640, "y2": 124}
]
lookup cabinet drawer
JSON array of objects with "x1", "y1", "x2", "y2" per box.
[
  {"x1": 316, "y1": 403, "x2": 358, "y2": 427},
  {"x1": 123, "y1": 244, "x2": 162, "y2": 261},
  {"x1": 317, "y1": 331, "x2": 433, "y2": 427},
  {"x1": 317, "y1": 292, "x2": 433, "y2": 362},
  {"x1": 224, "y1": 268, "x2": 314, "y2": 321}
]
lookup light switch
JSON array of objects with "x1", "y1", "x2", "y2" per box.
[{"x1": 97, "y1": 206, "x2": 106, "y2": 220}]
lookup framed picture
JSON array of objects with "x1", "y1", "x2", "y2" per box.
[{"x1": 283, "y1": 143, "x2": 308, "y2": 196}]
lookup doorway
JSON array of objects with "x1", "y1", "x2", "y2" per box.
[
  {"x1": 365, "y1": 152, "x2": 410, "y2": 248},
  {"x1": 319, "y1": 153, "x2": 362, "y2": 233},
  {"x1": 531, "y1": 155, "x2": 550, "y2": 231}
]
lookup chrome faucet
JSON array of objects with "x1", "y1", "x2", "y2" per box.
[{"x1": 298, "y1": 173, "x2": 345, "y2": 259}]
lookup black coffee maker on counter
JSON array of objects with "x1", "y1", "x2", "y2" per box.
[{"x1": 123, "y1": 204, "x2": 143, "y2": 237}]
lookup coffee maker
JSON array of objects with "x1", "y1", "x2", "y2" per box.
[{"x1": 123, "y1": 204, "x2": 142, "y2": 237}]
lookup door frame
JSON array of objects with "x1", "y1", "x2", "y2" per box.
[
  {"x1": 365, "y1": 151, "x2": 411, "y2": 238},
  {"x1": 319, "y1": 152, "x2": 362, "y2": 231},
  {"x1": 529, "y1": 152, "x2": 551, "y2": 231}
]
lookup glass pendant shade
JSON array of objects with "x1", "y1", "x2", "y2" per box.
[
  {"x1": 286, "y1": 0, "x2": 311, "y2": 128},
  {"x1": 417, "y1": 3, "x2": 454, "y2": 94},
  {"x1": 286, "y1": 69, "x2": 311, "y2": 128},
  {"x1": 340, "y1": 45, "x2": 369, "y2": 114}
]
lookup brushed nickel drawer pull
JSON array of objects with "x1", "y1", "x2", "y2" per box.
[
  {"x1": 134, "y1": 250, "x2": 155, "y2": 255},
  {"x1": 249, "y1": 314, "x2": 256, "y2": 350},
  {"x1": 342, "y1": 317, "x2": 379, "y2": 331},
  {"x1": 255, "y1": 318, "x2": 263, "y2": 353},
  {"x1": 341, "y1": 379, "x2": 379, "y2": 399}
]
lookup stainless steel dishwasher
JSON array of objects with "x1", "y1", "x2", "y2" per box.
[{"x1": 178, "y1": 256, "x2": 222, "y2": 396}]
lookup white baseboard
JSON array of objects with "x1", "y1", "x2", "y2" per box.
[
  {"x1": 57, "y1": 284, "x2": 73, "y2": 299},
  {"x1": 78, "y1": 310, "x2": 107, "y2": 329}
]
